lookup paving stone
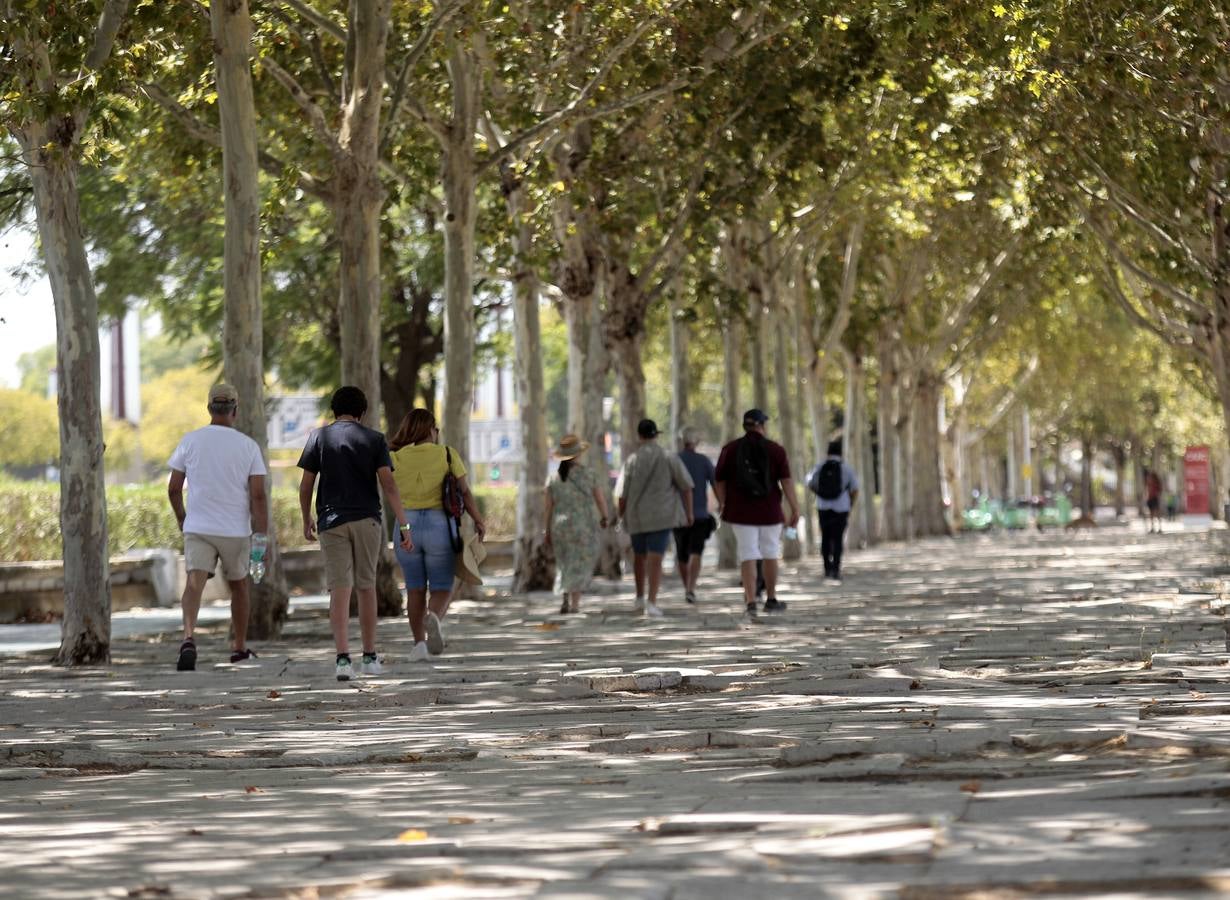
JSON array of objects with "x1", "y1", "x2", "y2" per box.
[{"x1": 5, "y1": 526, "x2": 1230, "y2": 898}]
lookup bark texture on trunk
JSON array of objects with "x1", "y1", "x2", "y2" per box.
[
  {"x1": 21, "y1": 135, "x2": 112, "y2": 665},
  {"x1": 10, "y1": 20, "x2": 118, "y2": 664},
  {"x1": 911, "y1": 371, "x2": 950, "y2": 537},
  {"x1": 843, "y1": 350, "x2": 871, "y2": 549},
  {"x1": 669, "y1": 290, "x2": 690, "y2": 445},
  {"x1": 876, "y1": 328, "x2": 903, "y2": 541},
  {"x1": 440, "y1": 40, "x2": 480, "y2": 461},
  {"x1": 334, "y1": 0, "x2": 390, "y2": 412},
  {"x1": 717, "y1": 317, "x2": 743, "y2": 570},
  {"x1": 211, "y1": 0, "x2": 288, "y2": 637},
  {"x1": 772, "y1": 299, "x2": 801, "y2": 560},
  {"x1": 501, "y1": 164, "x2": 553, "y2": 592},
  {"x1": 1080, "y1": 438, "x2": 1096, "y2": 517}
]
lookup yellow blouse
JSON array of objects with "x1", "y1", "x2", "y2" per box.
[{"x1": 391, "y1": 443, "x2": 467, "y2": 510}]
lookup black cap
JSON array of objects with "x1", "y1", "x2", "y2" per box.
[
  {"x1": 637, "y1": 418, "x2": 660, "y2": 438},
  {"x1": 742, "y1": 408, "x2": 769, "y2": 427}
]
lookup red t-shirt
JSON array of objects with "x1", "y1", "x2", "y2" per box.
[{"x1": 715, "y1": 433, "x2": 791, "y2": 525}]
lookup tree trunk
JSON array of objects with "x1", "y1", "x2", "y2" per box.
[
  {"x1": 20, "y1": 136, "x2": 111, "y2": 664},
  {"x1": 911, "y1": 371, "x2": 950, "y2": 537},
  {"x1": 1111, "y1": 444, "x2": 1127, "y2": 517},
  {"x1": 439, "y1": 42, "x2": 480, "y2": 461},
  {"x1": 772, "y1": 302, "x2": 801, "y2": 560},
  {"x1": 1080, "y1": 438, "x2": 1095, "y2": 518},
  {"x1": 669, "y1": 290, "x2": 690, "y2": 445},
  {"x1": 502, "y1": 165, "x2": 553, "y2": 592},
  {"x1": 717, "y1": 316, "x2": 743, "y2": 570},
  {"x1": 611, "y1": 331, "x2": 646, "y2": 455},
  {"x1": 876, "y1": 331, "x2": 903, "y2": 541},
  {"x1": 843, "y1": 350, "x2": 870, "y2": 549},
  {"x1": 211, "y1": 0, "x2": 289, "y2": 638},
  {"x1": 333, "y1": 0, "x2": 389, "y2": 414}
]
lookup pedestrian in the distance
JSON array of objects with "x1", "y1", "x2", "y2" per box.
[
  {"x1": 167, "y1": 383, "x2": 268, "y2": 671},
  {"x1": 388, "y1": 409, "x2": 486, "y2": 661},
  {"x1": 1144, "y1": 468, "x2": 1163, "y2": 533},
  {"x1": 297, "y1": 387, "x2": 412, "y2": 682},
  {"x1": 808, "y1": 438, "x2": 860, "y2": 585},
  {"x1": 544, "y1": 434, "x2": 609, "y2": 614},
  {"x1": 714, "y1": 408, "x2": 800, "y2": 617},
  {"x1": 615, "y1": 419, "x2": 694, "y2": 617},
  {"x1": 674, "y1": 426, "x2": 717, "y2": 604}
]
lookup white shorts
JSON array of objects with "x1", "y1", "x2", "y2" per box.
[{"x1": 731, "y1": 523, "x2": 782, "y2": 563}]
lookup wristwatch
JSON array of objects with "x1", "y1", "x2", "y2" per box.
[{"x1": 398, "y1": 523, "x2": 411, "y2": 532}]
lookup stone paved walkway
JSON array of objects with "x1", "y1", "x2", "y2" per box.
[{"x1": 3, "y1": 525, "x2": 1230, "y2": 899}]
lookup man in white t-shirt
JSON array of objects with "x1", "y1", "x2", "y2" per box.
[{"x1": 167, "y1": 384, "x2": 268, "y2": 671}]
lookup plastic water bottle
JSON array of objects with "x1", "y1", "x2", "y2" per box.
[
  {"x1": 249, "y1": 533, "x2": 268, "y2": 584},
  {"x1": 783, "y1": 526, "x2": 798, "y2": 541}
]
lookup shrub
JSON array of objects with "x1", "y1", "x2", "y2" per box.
[
  {"x1": 0, "y1": 479, "x2": 521, "y2": 561},
  {"x1": 0, "y1": 479, "x2": 306, "y2": 562}
]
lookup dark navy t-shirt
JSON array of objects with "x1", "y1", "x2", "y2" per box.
[
  {"x1": 297, "y1": 420, "x2": 392, "y2": 531},
  {"x1": 677, "y1": 449, "x2": 716, "y2": 518}
]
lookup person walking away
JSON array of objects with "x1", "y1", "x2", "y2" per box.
[
  {"x1": 1145, "y1": 469, "x2": 1163, "y2": 533},
  {"x1": 544, "y1": 434, "x2": 609, "y2": 614},
  {"x1": 298, "y1": 386, "x2": 412, "y2": 681},
  {"x1": 388, "y1": 409, "x2": 487, "y2": 660},
  {"x1": 167, "y1": 383, "x2": 269, "y2": 670},
  {"x1": 808, "y1": 438, "x2": 860, "y2": 584},
  {"x1": 674, "y1": 426, "x2": 717, "y2": 604},
  {"x1": 714, "y1": 408, "x2": 800, "y2": 617},
  {"x1": 615, "y1": 419, "x2": 694, "y2": 617}
]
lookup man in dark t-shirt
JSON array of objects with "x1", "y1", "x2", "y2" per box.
[
  {"x1": 714, "y1": 408, "x2": 800, "y2": 617},
  {"x1": 674, "y1": 426, "x2": 716, "y2": 604},
  {"x1": 298, "y1": 386, "x2": 411, "y2": 682}
]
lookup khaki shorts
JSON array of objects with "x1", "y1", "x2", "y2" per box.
[
  {"x1": 319, "y1": 518, "x2": 383, "y2": 589},
  {"x1": 184, "y1": 533, "x2": 250, "y2": 582}
]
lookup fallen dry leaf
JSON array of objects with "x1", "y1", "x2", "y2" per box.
[
  {"x1": 243, "y1": 786, "x2": 265, "y2": 794},
  {"x1": 266, "y1": 690, "x2": 282, "y2": 700},
  {"x1": 535, "y1": 622, "x2": 561, "y2": 631},
  {"x1": 959, "y1": 780, "x2": 982, "y2": 794},
  {"x1": 448, "y1": 816, "x2": 476, "y2": 825},
  {"x1": 396, "y1": 829, "x2": 429, "y2": 842}
]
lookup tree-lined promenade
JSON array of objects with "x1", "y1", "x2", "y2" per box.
[{"x1": 2, "y1": 1, "x2": 1228, "y2": 664}]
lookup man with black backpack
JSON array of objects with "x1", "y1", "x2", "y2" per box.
[
  {"x1": 807, "y1": 438, "x2": 860, "y2": 584},
  {"x1": 714, "y1": 408, "x2": 800, "y2": 617}
]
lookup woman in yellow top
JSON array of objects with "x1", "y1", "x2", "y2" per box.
[{"x1": 389, "y1": 409, "x2": 486, "y2": 661}]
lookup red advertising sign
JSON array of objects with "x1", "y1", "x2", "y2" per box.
[{"x1": 1184, "y1": 445, "x2": 1210, "y2": 515}]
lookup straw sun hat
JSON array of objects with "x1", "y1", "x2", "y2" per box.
[{"x1": 553, "y1": 434, "x2": 591, "y2": 459}]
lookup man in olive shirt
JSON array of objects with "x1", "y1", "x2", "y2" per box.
[{"x1": 615, "y1": 419, "x2": 694, "y2": 618}]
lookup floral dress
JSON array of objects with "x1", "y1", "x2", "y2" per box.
[{"x1": 547, "y1": 465, "x2": 600, "y2": 593}]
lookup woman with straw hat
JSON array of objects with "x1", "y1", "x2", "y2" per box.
[{"x1": 544, "y1": 434, "x2": 609, "y2": 613}]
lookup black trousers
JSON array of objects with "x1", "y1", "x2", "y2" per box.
[{"x1": 819, "y1": 510, "x2": 849, "y2": 577}]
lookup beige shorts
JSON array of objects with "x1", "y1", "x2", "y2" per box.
[
  {"x1": 184, "y1": 533, "x2": 250, "y2": 582},
  {"x1": 319, "y1": 518, "x2": 383, "y2": 589}
]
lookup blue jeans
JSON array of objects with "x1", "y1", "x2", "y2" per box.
[{"x1": 395, "y1": 509, "x2": 456, "y2": 591}]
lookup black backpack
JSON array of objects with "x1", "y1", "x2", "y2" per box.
[
  {"x1": 733, "y1": 437, "x2": 772, "y2": 499},
  {"x1": 810, "y1": 459, "x2": 844, "y2": 500}
]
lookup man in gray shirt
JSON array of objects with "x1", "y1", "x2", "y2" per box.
[
  {"x1": 808, "y1": 438, "x2": 860, "y2": 584},
  {"x1": 615, "y1": 419, "x2": 694, "y2": 617}
]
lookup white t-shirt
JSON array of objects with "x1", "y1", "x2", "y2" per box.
[{"x1": 168, "y1": 425, "x2": 267, "y2": 537}]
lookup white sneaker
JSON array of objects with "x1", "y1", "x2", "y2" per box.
[
  {"x1": 425, "y1": 612, "x2": 445, "y2": 656},
  {"x1": 408, "y1": 641, "x2": 430, "y2": 662},
  {"x1": 633, "y1": 596, "x2": 646, "y2": 613},
  {"x1": 644, "y1": 601, "x2": 665, "y2": 618},
  {"x1": 360, "y1": 653, "x2": 383, "y2": 676},
  {"x1": 335, "y1": 657, "x2": 355, "y2": 681}
]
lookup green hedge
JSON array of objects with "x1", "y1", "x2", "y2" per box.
[{"x1": 0, "y1": 480, "x2": 518, "y2": 562}]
